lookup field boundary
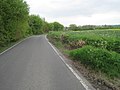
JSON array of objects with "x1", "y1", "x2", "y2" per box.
[{"x1": 45, "y1": 35, "x2": 95, "y2": 90}]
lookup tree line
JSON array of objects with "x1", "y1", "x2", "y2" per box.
[
  {"x1": 66, "y1": 24, "x2": 120, "y2": 31},
  {"x1": 28, "y1": 15, "x2": 64, "y2": 35},
  {"x1": 0, "y1": 0, "x2": 64, "y2": 47}
]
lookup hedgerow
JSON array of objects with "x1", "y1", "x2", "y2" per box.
[
  {"x1": 70, "y1": 45, "x2": 120, "y2": 78},
  {"x1": 48, "y1": 30, "x2": 120, "y2": 53},
  {"x1": 48, "y1": 30, "x2": 120, "y2": 78}
]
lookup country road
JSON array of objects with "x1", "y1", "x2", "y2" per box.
[{"x1": 0, "y1": 35, "x2": 94, "y2": 90}]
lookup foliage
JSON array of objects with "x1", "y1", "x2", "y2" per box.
[
  {"x1": 42, "y1": 21, "x2": 50, "y2": 33},
  {"x1": 0, "y1": 0, "x2": 29, "y2": 46},
  {"x1": 28, "y1": 15, "x2": 64, "y2": 34},
  {"x1": 67, "y1": 24, "x2": 120, "y2": 31},
  {"x1": 28, "y1": 15, "x2": 43, "y2": 35},
  {"x1": 49, "y1": 22, "x2": 64, "y2": 31},
  {"x1": 0, "y1": 0, "x2": 64, "y2": 48},
  {"x1": 48, "y1": 30, "x2": 120, "y2": 78},
  {"x1": 48, "y1": 30, "x2": 120, "y2": 53},
  {"x1": 69, "y1": 24, "x2": 78, "y2": 31},
  {"x1": 70, "y1": 46, "x2": 120, "y2": 78},
  {"x1": 48, "y1": 31, "x2": 62, "y2": 41}
]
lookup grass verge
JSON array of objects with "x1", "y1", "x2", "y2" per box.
[
  {"x1": 47, "y1": 31, "x2": 120, "y2": 90},
  {"x1": 0, "y1": 38, "x2": 25, "y2": 54}
]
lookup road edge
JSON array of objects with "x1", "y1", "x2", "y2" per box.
[
  {"x1": 45, "y1": 35, "x2": 96, "y2": 90},
  {"x1": 0, "y1": 36, "x2": 32, "y2": 56}
]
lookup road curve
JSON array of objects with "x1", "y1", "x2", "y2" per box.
[{"x1": 0, "y1": 35, "x2": 88, "y2": 90}]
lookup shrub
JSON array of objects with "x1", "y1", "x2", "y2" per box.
[
  {"x1": 70, "y1": 46, "x2": 120, "y2": 78},
  {"x1": 48, "y1": 30, "x2": 120, "y2": 53}
]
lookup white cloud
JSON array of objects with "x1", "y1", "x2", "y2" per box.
[{"x1": 25, "y1": 0, "x2": 120, "y2": 26}]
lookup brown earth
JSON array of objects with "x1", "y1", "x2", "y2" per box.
[{"x1": 72, "y1": 61, "x2": 120, "y2": 90}]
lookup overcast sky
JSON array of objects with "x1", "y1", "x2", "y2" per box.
[{"x1": 25, "y1": 0, "x2": 120, "y2": 26}]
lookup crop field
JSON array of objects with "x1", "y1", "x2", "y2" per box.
[
  {"x1": 48, "y1": 30, "x2": 120, "y2": 78},
  {"x1": 48, "y1": 30, "x2": 120, "y2": 53},
  {"x1": 71, "y1": 30, "x2": 120, "y2": 38}
]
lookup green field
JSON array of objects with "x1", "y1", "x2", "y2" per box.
[
  {"x1": 48, "y1": 30, "x2": 120, "y2": 53},
  {"x1": 48, "y1": 30, "x2": 120, "y2": 78}
]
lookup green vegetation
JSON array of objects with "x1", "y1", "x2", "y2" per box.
[
  {"x1": 28, "y1": 15, "x2": 43, "y2": 35},
  {"x1": 48, "y1": 30, "x2": 120, "y2": 78},
  {"x1": 50, "y1": 22, "x2": 64, "y2": 31},
  {"x1": 28, "y1": 15, "x2": 64, "y2": 35},
  {"x1": 0, "y1": 39, "x2": 22, "y2": 53},
  {"x1": 0, "y1": 0, "x2": 29, "y2": 47},
  {"x1": 70, "y1": 46, "x2": 120, "y2": 78},
  {"x1": 67, "y1": 24, "x2": 120, "y2": 31},
  {"x1": 48, "y1": 30, "x2": 120, "y2": 53},
  {"x1": 0, "y1": 0, "x2": 64, "y2": 53},
  {"x1": 0, "y1": 0, "x2": 120, "y2": 89}
]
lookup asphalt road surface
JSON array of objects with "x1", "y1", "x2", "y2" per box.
[{"x1": 0, "y1": 35, "x2": 90, "y2": 90}]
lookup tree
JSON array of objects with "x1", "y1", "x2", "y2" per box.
[
  {"x1": 0, "y1": 0, "x2": 29, "y2": 46},
  {"x1": 69, "y1": 24, "x2": 78, "y2": 31},
  {"x1": 42, "y1": 21, "x2": 50, "y2": 33},
  {"x1": 49, "y1": 23, "x2": 54, "y2": 31},
  {"x1": 53, "y1": 22, "x2": 64, "y2": 31},
  {"x1": 28, "y1": 15, "x2": 43, "y2": 35},
  {"x1": 50, "y1": 22, "x2": 64, "y2": 31}
]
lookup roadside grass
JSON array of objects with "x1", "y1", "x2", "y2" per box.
[
  {"x1": 47, "y1": 29, "x2": 120, "y2": 90},
  {"x1": 0, "y1": 42, "x2": 17, "y2": 53},
  {"x1": 0, "y1": 38, "x2": 25, "y2": 54},
  {"x1": 47, "y1": 35, "x2": 69, "y2": 56}
]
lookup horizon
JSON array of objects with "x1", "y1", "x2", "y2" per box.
[{"x1": 25, "y1": 0, "x2": 120, "y2": 26}]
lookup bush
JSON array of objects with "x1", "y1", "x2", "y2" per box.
[
  {"x1": 48, "y1": 31, "x2": 62, "y2": 41},
  {"x1": 70, "y1": 46, "x2": 120, "y2": 78},
  {"x1": 0, "y1": 0, "x2": 29, "y2": 46},
  {"x1": 48, "y1": 30, "x2": 120, "y2": 53}
]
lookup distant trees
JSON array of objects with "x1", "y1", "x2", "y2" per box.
[
  {"x1": 0, "y1": 0, "x2": 64, "y2": 47},
  {"x1": 28, "y1": 15, "x2": 64, "y2": 34},
  {"x1": 48, "y1": 22, "x2": 64, "y2": 31},
  {"x1": 67, "y1": 24, "x2": 120, "y2": 31},
  {"x1": 42, "y1": 21, "x2": 50, "y2": 33},
  {"x1": 69, "y1": 24, "x2": 78, "y2": 31},
  {"x1": 0, "y1": 0, "x2": 29, "y2": 46},
  {"x1": 52, "y1": 22, "x2": 64, "y2": 31}
]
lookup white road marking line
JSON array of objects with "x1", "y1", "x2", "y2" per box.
[
  {"x1": 0, "y1": 36, "x2": 32, "y2": 56},
  {"x1": 45, "y1": 35, "x2": 91, "y2": 90}
]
